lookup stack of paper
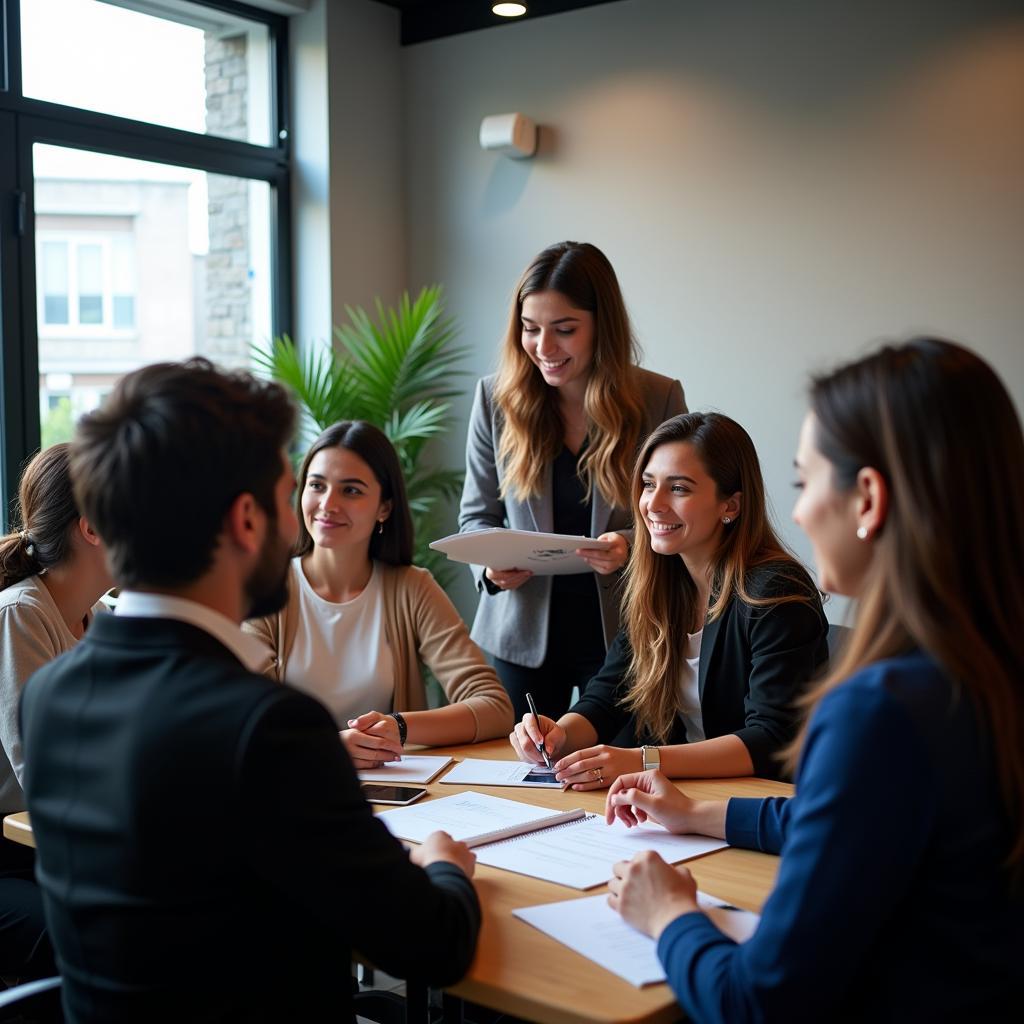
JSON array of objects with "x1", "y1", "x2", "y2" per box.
[{"x1": 358, "y1": 755, "x2": 453, "y2": 784}]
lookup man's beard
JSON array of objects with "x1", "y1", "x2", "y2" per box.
[{"x1": 244, "y1": 514, "x2": 291, "y2": 619}]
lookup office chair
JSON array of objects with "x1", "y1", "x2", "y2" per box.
[{"x1": 0, "y1": 975, "x2": 61, "y2": 1022}]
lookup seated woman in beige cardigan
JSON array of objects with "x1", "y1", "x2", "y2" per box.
[{"x1": 244, "y1": 421, "x2": 513, "y2": 768}]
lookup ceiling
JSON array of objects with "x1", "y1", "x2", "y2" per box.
[{"x1": 373, "y1": 1, "x2": 624, "y2": 45}]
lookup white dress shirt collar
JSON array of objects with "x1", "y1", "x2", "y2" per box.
[{"x1": 115, "y1": 590, "x2": 267, "y2": 673}]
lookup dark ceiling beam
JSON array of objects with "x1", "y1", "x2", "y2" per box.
[{"x1": 375, "y1": 1, "x2": 623, "y2": 46}]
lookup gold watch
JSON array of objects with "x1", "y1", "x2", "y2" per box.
[{"x1": 641, "y1": 745, "x2": 661, "y2": 772}]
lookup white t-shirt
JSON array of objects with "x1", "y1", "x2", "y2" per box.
[
  {"x1": 284, "y1": 558, "x2": 394, "y2": 726},
  {"x1": 677, "y1": 627, "x2": 705, "y2": 743}
]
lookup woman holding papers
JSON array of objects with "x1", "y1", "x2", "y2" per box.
[
  {"x1": 245, "y1": 421, "x2": 512, "y2": 767},
  {"x1": 0, "y1": 443, "x2": 112, "y2": 980},
  {"x1": 605, "y1": 339, "x2": 1024, "y2": 1021},
  {"x1": 511, "y1": 411, "x2": 828, "y2": 786},
  {"x1": 459, "y1": 241, "x2": 686, "y2": 721}
]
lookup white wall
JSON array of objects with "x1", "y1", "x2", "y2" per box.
[
  {"x1": 402, "y1": 0, "x2": 1024, "y2": 619},
  {"x1": 291, "y1": 0, "x2": 405, "y2": 353}
]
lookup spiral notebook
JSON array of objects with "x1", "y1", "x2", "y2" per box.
[{"x1": 378, "y1": 791, "x2": 728, "y2": 889}]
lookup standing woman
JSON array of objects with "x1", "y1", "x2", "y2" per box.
[
  {"x1": 606, "y1": 339, "x2": 1024, "y2": 1020},
  {"x1": 459, "y1": 241, "x2": 686, "y2": 721},
  {"x1": 245, "y1": 421, "x2": 512, "y2": 768},
  {"x1": 0, "y1": 443, "x2": 111, "y2": 980}
]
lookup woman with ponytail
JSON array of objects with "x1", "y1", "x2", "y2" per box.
[
  {"x1": 0, "y1": 442, "x2": 111, "y2": 980},
  {"x1": 604, "y1": 339, "x2": 1024, "y2": 1021},
  {"x1": 459, "y1": 241, "x2": 686, "y2": 721}
]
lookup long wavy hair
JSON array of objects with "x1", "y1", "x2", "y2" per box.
[
  {"x1": 293, "y1": 421, "x2": 414, "y2": 566},
  {"x1": 789, "y1": 338, "x2": 1024, "y2": 872},
  {"x1": 622, "y1": 413, "x2": 814, "y2": 742},
  {"x1": 0, "y1": 443, "x2": 79, "y2": 590},
  {"x1": 493, "y1": 241, "x2": 646, "y2": 509}
]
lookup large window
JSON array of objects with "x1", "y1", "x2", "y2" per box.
[{"x1": 0, "y1": 0, "x2": 290, "y2": 525}]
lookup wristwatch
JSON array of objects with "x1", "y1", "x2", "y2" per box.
[
  {"x1": 390, "y1": 711, "x2": 408, "y2": 746},
  {"x1": 641, "y1": 745, "x2": 661, "y2": 772}
]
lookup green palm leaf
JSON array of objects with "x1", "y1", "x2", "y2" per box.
[{"x1": 255, "y1": 287, "x2": 468, "y2": 592}]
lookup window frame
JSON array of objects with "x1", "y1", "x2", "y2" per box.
[{"x1": 0, "y1": 0, "x2": 292, "y2": 528}]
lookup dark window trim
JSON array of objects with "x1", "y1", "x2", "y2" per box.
[{"x1": 0, "y1": 0, "x2": 292, "y2": 529}]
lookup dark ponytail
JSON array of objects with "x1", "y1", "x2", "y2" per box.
[{"x1": 0, "y1": 443, "x2": 80, "y2": 590}]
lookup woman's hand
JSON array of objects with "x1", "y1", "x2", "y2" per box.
[
  {"x1": 607, "y1": 852, "x2": 699, "y2": 938},
  {"x1": 553, "y1": 745, "x2": 642, "y2": 790},
  {"x1": 341, "y1": 710, "x2": 404, "y2": 769},
  {"x1": 576, "y1": 532, "x2": 628, "y2": 575},
  {"x1": 604, "y1": 770, "x2": 700, "y2": 831},
  {"x1": 510, "y1": 714, "x2": 567, "y2": 765},
  {"x1": 485, "y1": 567, "x2": 534, "y2": 591}
]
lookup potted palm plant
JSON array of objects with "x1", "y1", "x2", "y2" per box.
[{"x1": 254, "y1": 286, "x2": 468, "y2": 588}]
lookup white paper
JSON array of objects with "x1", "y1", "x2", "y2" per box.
[
  {"x1": 475, "y1": 814, "x2": 728, "y2": 890},
  {"x1": 439, "y1": 758, "x2": 561, "y2": 788},
  {"x1": 376, "y1": 791, "x2": 581, "y2": 846},
  {"x1": 429, "y1": 528, "x2": 612, "y2": 576},
  {"x1": 513, "y1": 891, "x2": 760, "y2": 988},
  {"x1": 358, "y1": 755, "x2": 454, "y2": 784}
]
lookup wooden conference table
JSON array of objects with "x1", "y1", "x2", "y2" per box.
[{"x1": 3, "y1": 738, "x2": 791, "y2": 1024}]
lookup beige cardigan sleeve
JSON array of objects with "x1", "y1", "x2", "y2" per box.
[
  {"x1": 240, "y1": 610, "x2": 284, "y2": 681},
  {"x1": 393, "y1": 567, "x2": 513, "y2": 742}
]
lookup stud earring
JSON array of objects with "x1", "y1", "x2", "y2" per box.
[
  {"x1": 856, "y1": 526, "x2": 868, "y2": 540},
  {"x1": 377, "y1": 520, "x2": 385, "y2": 535},
  {"x1": 722, "y1": 516, "x2": 732, "y2": 524}
]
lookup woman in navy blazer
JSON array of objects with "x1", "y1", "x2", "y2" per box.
[
  {"x1": 459, "y1": 241, "x2": 685, "y2": 721},
  {"x1": 511, "y1": 411, "x2": 828, "y2": 786},
  {"x1": 605, "y1": 338, "x2": 1024, "y2": 1021}
]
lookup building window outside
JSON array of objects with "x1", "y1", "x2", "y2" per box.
[
  {"x1": 37, "y1": 233, "x2": 137, "y2": 333},
  {"x1": 0, "y1": 0, "x2": 288, "y2": 524}
]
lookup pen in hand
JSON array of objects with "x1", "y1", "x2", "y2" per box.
[{"x1": 524, "y1": 692, "x2": 554, "y2": 771}]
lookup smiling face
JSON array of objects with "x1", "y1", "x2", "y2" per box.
[
  {"x1": 638, "y1": 441, "x2": 739, "y2": 566},
  {"x1": 520, "y1": 289, "x2": 595, "y2": 393},
  {"x1": 300, "y1": 445, "x2": 391, "y2": 555},
  {"x1": 792, "y1": 412, "x2": 873, "y2": 597}
]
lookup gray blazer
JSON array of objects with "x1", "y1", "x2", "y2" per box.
[{"x1": 458, "y1": 368, "x2": 686, "y2": 668}]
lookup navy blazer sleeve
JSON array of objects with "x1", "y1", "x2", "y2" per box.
[
  {"x1": 656, "y1": 682, "x2": 936, "y2": 1023},
  {"x1": 237, "y1": 690, "x2": 480, "y2": 986}
]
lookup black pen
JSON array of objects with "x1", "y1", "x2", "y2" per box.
[{"x1": 524, "y1": 692, "x2": 554, "y2": 770}]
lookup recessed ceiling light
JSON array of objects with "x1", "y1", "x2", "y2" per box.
[{"x1": 492, "y1": 3, "x2": 527, "y2": 16}]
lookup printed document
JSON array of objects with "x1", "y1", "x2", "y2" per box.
[
  {"x1": 513, "y1": 891, "x2": 760, "y2": 987},
  {"x1": 430, "y1": 528, "x2": 612, "y2": 576},
  {"x1": 475, "y1": 814, "x2": 728, "y2": 889}
]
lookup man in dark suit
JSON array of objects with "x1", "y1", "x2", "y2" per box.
[{"x1": 20, "y1": 359, "x2": 481, "y2": 1023}]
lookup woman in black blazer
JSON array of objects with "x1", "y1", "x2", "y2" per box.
[{"x1": 510, "y1": 412, "x2": 829, "y2": 786}]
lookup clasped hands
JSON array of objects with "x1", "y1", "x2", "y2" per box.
[
  {"x1": 485, "y1": 531, "x2": 629, "y2": 590},
  {"x1": 342, "y1": 710, "x2": 402, "y2": 770}
]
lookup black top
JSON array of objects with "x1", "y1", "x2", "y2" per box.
[
  {"x1": 571, "y1": 562, "x2": 830, "y2": 779},
  {"x1": 20, "y1": 615, "x2": 480, "y2": 1023},
  {"x1": 550, "y1": 444, "x2": 604, "y2": 656}
]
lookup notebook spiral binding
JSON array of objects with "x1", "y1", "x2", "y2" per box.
[{"x1": 481, "y1": 812, "x2": 597, "y2": 849}]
